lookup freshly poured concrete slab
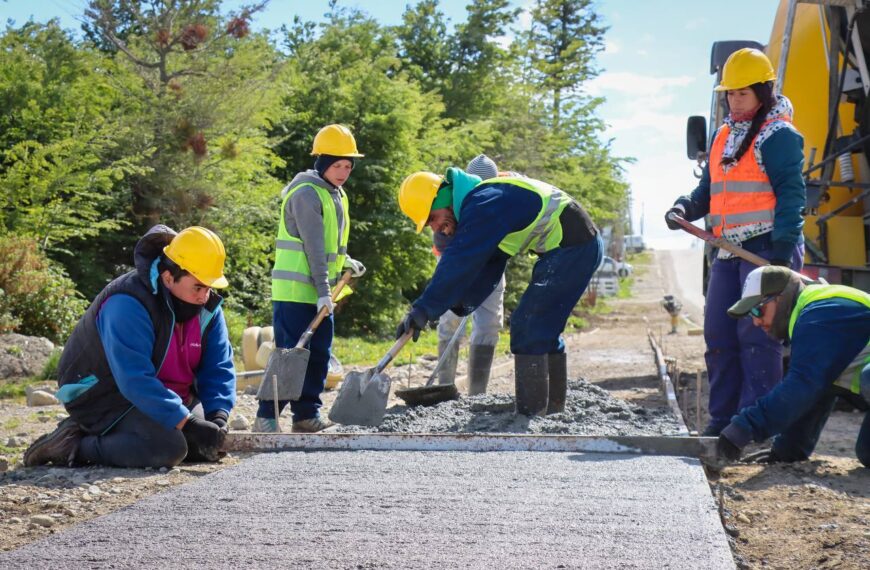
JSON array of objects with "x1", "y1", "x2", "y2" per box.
[{"x1": 1, "y1": 451, "x2": 734, "y2": 569}]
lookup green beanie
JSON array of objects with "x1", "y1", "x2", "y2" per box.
[{"x1": 431, "y1": 183, "x2": 452, "y2": 210}]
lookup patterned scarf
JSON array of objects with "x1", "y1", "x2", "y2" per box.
[{"x1": 721, "y1": 94, "x2": 794, "y2": 173}]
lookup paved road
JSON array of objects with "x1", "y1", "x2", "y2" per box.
[
  {"x1": 1, "y1": 451, "x2": 734, "y2": 569},
  {"x1": 658, "y1": 248, "x2": 705, "y2": 323}
]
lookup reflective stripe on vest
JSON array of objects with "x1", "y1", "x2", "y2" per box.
[
  {"x1": 789, "y1": 284, "x2": 870, "y2": 394},
  {"x1": 496, "y1": 177, "x2": 572, "y2": 257},
  {"x1": 708, "y1": 121, "x2": 779, "y2": 237},
  {"x1": 271, "y1": 182, "x2": 350, "y2": 303}
]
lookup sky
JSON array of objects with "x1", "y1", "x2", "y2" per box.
[{"x1": 3, "y1": 0, "x2": 783, "y2": 249}]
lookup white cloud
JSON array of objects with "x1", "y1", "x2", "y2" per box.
[
  {"x1": 587, "y1": 71, "x2": 695, "y2": 98},
  {"x1": 604, "y1": 39, "x2": 621, "y2": 55}
]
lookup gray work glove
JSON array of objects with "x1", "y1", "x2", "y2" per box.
[
  {"x1": 665, "y1": 204, "x2": 686, "y2": 230},
  {"x1": 343, "y1": 256, "x2": 366, "y2": 277},
  {"x1": 317, "y1": 296, "x2": 335, "y2": 314}
]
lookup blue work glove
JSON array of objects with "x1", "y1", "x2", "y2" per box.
[{"x1": 395, "y1": 306, "x2": 428, "y2": 342}]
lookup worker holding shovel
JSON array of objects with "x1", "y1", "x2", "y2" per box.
[
  {"x1": 396, "y1": 168, "x2": 603, "y2": 416},
  {"x1": 253, "y1": 124, "x2": 366, "y2": 433},
  {"x1": 432, "y1": 154, "x2": 506, "y2": 395},
  {"x1": 716, "y1": 266, "x2": 870, "y2": 467},
  {"x1": 664, "y1": 48, "x2": 806, "y2": 436}
]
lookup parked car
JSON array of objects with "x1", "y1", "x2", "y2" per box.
[
  {"x1": 592, "y1": 256, "x2": 620, "y2": 296},
  {"x1": 623, "y1": 234, "x2": 645, "y2": 254}
]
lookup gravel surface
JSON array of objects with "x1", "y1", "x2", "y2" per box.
[{"x1": 339, "y1": 378, "x2": 683, "y2": 435}]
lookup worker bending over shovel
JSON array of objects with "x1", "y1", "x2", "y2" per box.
[
  {"x1": 396, "y1": 168, "x2": 603, "y2": 415},
  {"x1": 24, "y1": 226, "x2": 236, "y2": 468},
  {"x1": 254, "y1": 124, "x2": 366, "y2": 433},
  {"x1": 717, "y1": 266, "x2": 870, "y2": 467},
  {"x1": 432, "y1": 154, "x2": 506, "y2": 395}
]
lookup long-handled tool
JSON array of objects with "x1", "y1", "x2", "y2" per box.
[
  {"x1": 667, "y1": 213, "x2": 769, "y2": 266},
  {"x1": 256, "y1": 270, "x2": 354, "y2": 403},
  {"x1": 328, "y1": 330, "x2": 414, "y2": 427},
  {"x1": 395, "y1": 316, "x2": 468, "y2": 407}
]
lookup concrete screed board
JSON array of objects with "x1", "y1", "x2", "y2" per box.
[{"x1": 0, "y1": 450, "x2": 735, "y2": 569}]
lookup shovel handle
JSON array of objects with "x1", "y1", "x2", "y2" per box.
[
  {"x1": 295, "y1": 270, "x2": 355, "y2": 349},
  {"x1": 667, "y1": 213, "x2": 770, "y2": 267},
  {"x1": 424, "y1": 315, "x2": 469, "y2": 387},
  {"x1": 374, "y1": 331, "x2": 414, "y2": 374}
]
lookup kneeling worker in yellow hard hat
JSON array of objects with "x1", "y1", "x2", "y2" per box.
[
  {"x1": 254, "y1": 123, "x2": 367, "y2": 433},
  {"x1": 396, "y1": 167, "x2": 603, "y2": 415},
  {"x1": 24, "y1": 225, "x2": 236, "y2": 468}
]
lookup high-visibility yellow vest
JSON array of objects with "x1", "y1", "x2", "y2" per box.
[
  {"x1": 789, "y1": 284, "x2": 870, "y2": 394},
  {"x1": 271, "y1": 182, "x2": 349, "y2": 303},
  {"x1": 492, "y1": 176, "x2": 572, "y2": 257}
]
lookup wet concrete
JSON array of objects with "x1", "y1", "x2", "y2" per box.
[
  {"x1": 339, "y1": 378, "x2": 683, "y2": 435},
  {"x1": 0, "y1": 451, "x2": 734, "y2": 569}
]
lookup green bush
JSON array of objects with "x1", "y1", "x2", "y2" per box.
[{"x1": 0, "y1": 237, "x2": 88, "y2": 344}]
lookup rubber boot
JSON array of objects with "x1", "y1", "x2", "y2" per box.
[
  {"x1": 468, "y1": 344, "x2": 495, "y2": 395},
  {"x1": 546, "y1": 352, "x2": 568, "y2": 415},
  {"x1": 514, "y1": 354, "x2": 548, "y2": 416},
  {"x1": 437, "y1": 340, "x2": 460, "y2": 385}
]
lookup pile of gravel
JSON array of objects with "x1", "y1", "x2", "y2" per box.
[{"x1": 339, "y1": 379, "x2": 682, "y2": 435}]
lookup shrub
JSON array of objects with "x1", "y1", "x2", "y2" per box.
[{"x1": 0, "y1": 237, "x2": 88, "y2": 343}]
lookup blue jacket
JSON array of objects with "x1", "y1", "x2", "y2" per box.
[
  {"x1": 729, "y1": 297, "x2": 870, "y2": 444},
  {"x1": 57, "y1": 225, "x2": 236, "y2": 432},
  {"x1": 676, "y1": 126, "x2": 805, "y2": 261},
  {"x1": 412, "y1": 181, "x2": 540, "y2": 320}
]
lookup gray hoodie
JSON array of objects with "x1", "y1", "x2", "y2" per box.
[{"x1": 281, "y1": 170, "x2": 347, "y2": 299}]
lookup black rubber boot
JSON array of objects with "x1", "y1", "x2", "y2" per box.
[
  {"x1": 437, "y1": 340, "x2": 460, "y2": 385},
  {"x1": 468, "y1": 344, "x2": 495, "y2": 395},
  {"x1": 514, "y1": 354, "x2": 548, "y2": 416},
  {"x1": 547, "y1": 352, "x2": 568, "y2": 414}
]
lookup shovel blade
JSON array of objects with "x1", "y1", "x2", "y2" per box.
[
  {"x1": 328, "y1": 369, "x2": 391, "y2": 426},
  {"x1": 256, "y1": 347, "x2": 309, "y2": 401},
  {"x1": 395, "y1": 384, "x2": 460, "y2": 407}
]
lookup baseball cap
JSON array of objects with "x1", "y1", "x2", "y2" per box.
[{"x1": 727, "y1": 266, "x2": 795, "y2": 318}]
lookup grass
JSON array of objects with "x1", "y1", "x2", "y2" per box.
[
  {"x1": 3, "y1": 417, "x2": 22, "y2": 431},
  {"x1": 333, "y1": 326, "x2": 513, "y2": 367},
  {"x1": 0, "y1": 378, "x2": 44, "y2": 401}
]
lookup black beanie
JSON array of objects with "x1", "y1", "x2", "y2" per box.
[{"x1": 314, "y1": 154, "x2": 354, "y2": 179}]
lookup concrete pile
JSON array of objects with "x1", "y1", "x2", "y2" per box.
[{"x1": 340, "y1": 378, "x2": 682, "y2": 435}]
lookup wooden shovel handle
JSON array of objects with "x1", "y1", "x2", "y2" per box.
[
  {"x1": 667, "y1": 213, "x2": 769, "y2": 267},
  {"x1": 294, "y1": 270, "x2": 355, "y2": 349},
  {"x1": 374, "y1": 331, "x2": 414, "y2": 374}
]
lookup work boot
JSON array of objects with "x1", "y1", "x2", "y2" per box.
[
  {"x1": 468, "y1": 344, "x2": 495, "y2": 395},
  {"x1": 546, "y1": 352, "x2": 568, "y2": 415},
  {"x1": 437, "y1": 339, "x2": 460, "y2": 385},
  {"x1": 252, "y1": 417, "x2": 281, "y2": 433},
  {"x1": 23, "y1": 417, "x2": 83, "y2": 467},
  {"x1": 292, "y1": 416, "x2": 333, "y2": 433},
  {"x1": 514, "y1": 354, "x2": 548, "y2": 416}
]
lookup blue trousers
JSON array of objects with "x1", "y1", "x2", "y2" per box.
[
  {"x1": 257, "y1": 301, "x2": 333, "y2": 422},
  {"x1": 703, "y1": 245, "x2": 803, "y2": 430},
  {"x1": 510, "y1": 235, "x2": 603, "y2": 355}
]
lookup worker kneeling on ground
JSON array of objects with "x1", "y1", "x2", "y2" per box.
[
  {"x1": 24, "y1": 226, "x2": 236, "y2": 469},
  {"x1": 396, "y1": 167, "x2": 603, "y2": 415},
  {"x1": 717, "y1": 266, "x2": 870, "y2": 467}
]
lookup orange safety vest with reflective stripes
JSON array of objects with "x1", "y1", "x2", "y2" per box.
[{"x1": 708, "y1": 121, "x2": 778, "y2": 237}]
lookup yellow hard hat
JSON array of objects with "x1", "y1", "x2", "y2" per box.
[
  {"x1": 311, "y1": 124, "x2": 364, "y2": 157},
  {"x1": 714, "y1": 48, "x2": 776, "y2": 92},
  {"x1": 398, "y1": 171, "x2": 443, "y2": 233},
  {"x1": 163, "y1": 226, "x2": 229, "y2": 288}
]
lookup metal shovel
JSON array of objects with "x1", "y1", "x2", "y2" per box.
[
  {"x1": 256, "y1": 270, "x2": 354, "y2": 402},
  {"x1": 328, "y1": 330, "x2": 414, "y2": 427},
  {"x1": 395, "y1": 315, "x2": 467, "y2": 407}
]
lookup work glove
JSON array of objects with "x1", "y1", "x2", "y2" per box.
[
  {"x1": 205, "y1": 409, "x2": 229, "y2": 430},
  {"x1": 317, "y1": 296, "x2": 335, "y2": 315},
  {"x1": 395, "y1": 306, "x2": 428, "y2": 342},
  {"x1": 343, "y1": 256, "x2": 366, "y2": 278},
  {"x1": 182, "y1": 416, "x2": 226, "y2": 462},
  {"x1": 664, "y1": 205, "x2": 686, "y2": 230},
  {"x1": 740, "y1": 448, "x2": 782, "y2": 464},
  {"x1": 716, "y1": 433, "x2": 743, "y2": 463}
]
